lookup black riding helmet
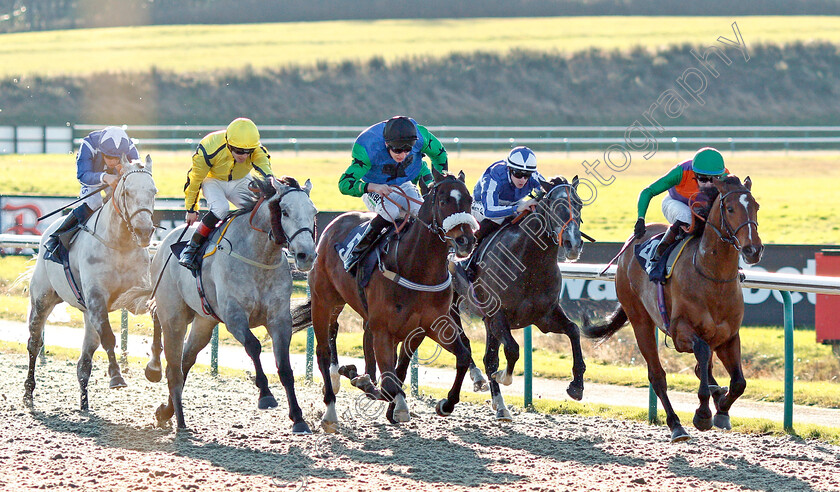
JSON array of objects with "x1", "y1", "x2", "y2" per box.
[{"x1": 383, "y1": 116, "x2": 418, "y2": 149}]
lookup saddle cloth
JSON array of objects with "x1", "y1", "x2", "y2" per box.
[
  {"x1": 335, "y1": 220, "x2": 394, "y2": 288},
  {"x1": 634, "y1": 233, "x2": 693, "y2": 284}
]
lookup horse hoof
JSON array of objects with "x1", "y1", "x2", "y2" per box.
[
  {"x1": 495, "y1": 406, "x2": 513, "y2": 422},
  {"x1": 566, "y1": 383, "x2": 584, "y2": 401},
  {"x1": 713, "y1": 413, "x2": 732, "y2": 431},
  {"x1": 258, "y1": 395, "x2": 278, "y2": 410},
  {"x1": 144, "y1": 364, "x2": 162, "y2": 383},
  {"x1": 473, "y1": 379, "x2": 489, "y2": 393},
  {"x1": 491, "y1": 370, "x2": 512, "y2": 386},
  {"x1": 292, "y1": 421, "x2": 312, "y2": 435},
  {"x1": 670, "y1": 426, "x2": 691, "y2": 443},
  {"x1": 23, "y1": 393, "x2": 33, "y2": 408},
  {"x1": 693, "y1": 414, "x2": 713, "y2": 431},
  {"x1": 435, "y1": 399, "x2": 452, "y2": 417},
  {"x1": 320, "y1": 420, "x2": 338, "y2": 434},
  {"x1": 109, "y1": 375, "x2": 128, "y2": 389},
  {"x1": 155, "y1": 404, "x2": 170, "y2": 425},
  {"x1": 351, "y1": 374, "x2": 372, "y2": 389}
]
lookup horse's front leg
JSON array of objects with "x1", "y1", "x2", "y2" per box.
[
  {"x1": 711, "y1": 333, "x2": 747, "y2": 431},
  {"x1": 691, "y1": 336, "x2": 714, "y2": 431},
  {"x1": 486, "y1": 312, "x2": 518, "y2": 387},
  {"x1": 371, "y1": 329, "x2": 409, "y2": 424},
  {"x1": 483, "y1": 329, "x2": 511, "y2": 421},
  {"x1": 537, "y1": 304, "x2": 586, "y2": 401},
  {"x1": 223, "y1": 310, "x2": 275, "y2": 409},
  {"x1": 87, "y1": 295, "x2": 128, "y2": 390},
  {"x1": 424, "y1": 315, "x2": 472, "y2": 419},
  {"x1": 268, "y1": 314, "x2": 312, "y2": 435}
]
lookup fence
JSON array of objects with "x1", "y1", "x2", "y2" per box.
[
  {"x1": 3, "y1": 233, "x2": 840, "y2": 431},
  {"x1": 6, "y1": 124, "x2": 840, "y2": 154}
]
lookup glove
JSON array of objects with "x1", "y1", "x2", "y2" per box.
[
  {"x1": 634, "y1": 217, "x2": 646, "y2": 238},
  {"x1": 516, "y1": 199, "x2": 537, "y2": 213}
]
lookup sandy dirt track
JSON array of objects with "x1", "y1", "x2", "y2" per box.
[{"x1": 1, "y1": 352, "x2": 838, "y2": 492}]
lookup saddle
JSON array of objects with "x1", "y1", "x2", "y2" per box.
[
  {"x1": 634, "y1": 233, "x2": 693, "y2": 284},
  {"x1": 335, "y1": 220, "x2": 396, "y2": 288}
]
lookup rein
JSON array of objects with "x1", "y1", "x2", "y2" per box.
[
  {"x1": 111, "y1": 168, "x2": 155, "y2": 245},
  {"x1": 690, "y1": 187, "x2": 757, "y2": 283}
]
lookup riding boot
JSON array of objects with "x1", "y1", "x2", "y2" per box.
[
  {"x1": 464, "y1": 219, "x2": 502, "y2": 282},
  {"x1": 43, "y1": 204, "x2": 93, "y2": 262},
  {"x1": 179, "y1": 212, "x2": 219, "y2": 271},
  {"x1": 344, "y1": 215, "x2": 390, "y2": 275},
  {"x1": 653, "y1": 220, "x2": 689, "y2": 261}
]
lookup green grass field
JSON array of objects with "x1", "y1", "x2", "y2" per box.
[
  {"x1": 3, "y1": 16, "x2": 840, "y2": 77},
  {"x1": 2, "y1": 150, "x2": 838, "y2": 243}
]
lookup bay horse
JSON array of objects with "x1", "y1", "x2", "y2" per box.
[
  {"x1": 292, "y1": 169, "x2": 477, "y2": 432},
  {"x1": 145, "y1": 176, "x2": 317, "y2": 433},
  {"x1": 24, "y1": 156, "x2": 157, "y2": 411},
  {"x1": 447, "y1": 176, "x2": 587, "y2": 420},
  {"x1": 581, "y1": 175, "x2": 763, "y2": 442}
]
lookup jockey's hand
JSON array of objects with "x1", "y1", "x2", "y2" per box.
[
  {"x1": 367, "y1": 183, "x2": 393, "y2": 196},
  {"x1": 516, "y1": 199, "x2": 537, "y2": 213},
  {"x1": 102, "y1": 174, "x2": 118, "y2": 188},
  {"x1": 634, "y1": 217, "x2": 646, "y2": 238},
  {"x1": 185, "y1": 211, "x2": 199, "y2": 226}
]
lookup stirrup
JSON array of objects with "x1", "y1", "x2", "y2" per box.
[{"x1": 178, "y1": 247, "x2": 200, "y2": 271}]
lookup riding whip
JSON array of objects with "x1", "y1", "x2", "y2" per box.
[
  {"x1": 150, "y1": 224, "x2": 191, "y2": 300},
  {"x1": 37, "y1": 184, "x2": 109, "y2": 222}
]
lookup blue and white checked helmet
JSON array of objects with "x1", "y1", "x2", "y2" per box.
[
  {"x1": 505, "y1": 146, "x2": 537, "y2": 172},
  {"x1": 99, "y1": 126, "x2": 132, "y2": 158}
]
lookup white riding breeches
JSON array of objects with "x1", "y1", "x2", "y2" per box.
[
  {"x1": 470, "y1": 202, "x2": 505, "y2": 225},
  {"x1": 201, "y1": 177, "x2": 253, "y2": 218},
  {"x1": 661, "y1": 195, "x2": 692, "y2": 224},
  {"x1": 362, "y1": 181, "x2": 422, "y2": 221},
  {"x1": 79, "y1": 183, "x2": 105, "y2": 210}
]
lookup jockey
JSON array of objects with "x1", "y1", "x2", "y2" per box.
[
  {"x1": 338, "y1": 115, "x2": 448, "y2": 274},
  {"x1": 43, "y1": 126, "x2": 139, "y2": 261},
  {"x1": 634, "y1": 147, "x2": 729, "y2": 259},
  {"x1": 178, "y1": 117, "x2": 273, "y2": 271},
  {"x1": 472, "y1": 146, "x2": 544, "y2": 246}
]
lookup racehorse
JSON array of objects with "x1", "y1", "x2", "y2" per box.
[
  {"x1": 446, "y1": 176, "x2": 587, "y2": 420},
  {"x1": 24, "y1": 156, "x2": 157, "y2": 411},
  {"x1": 581, "y1": 175, "x2": 763, "y2": 442},
  {"x1": 291, "y1": 169, "x2": 477, "y2": 432},
  {"x1": 145, "y1": 176, "x2": 317, "y2": 433}
]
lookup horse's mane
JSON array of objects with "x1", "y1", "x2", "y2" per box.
[
  {"x1": 231, "y1": 176, "x2": 301, "y2": 217},
  {"x1": 547, "y1": 175, "x2": 569, "y2": 187}
]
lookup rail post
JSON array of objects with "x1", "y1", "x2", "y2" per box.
[
  {"x1": 211, "y1": 324, "x2": 219, "y2": 376},
  {"x1": 305, "y1": 279, "x2": 314, "y2": 382},
  {"x1": 649, "y1": 328, "x2": 659, "y2": 424},
  {"x1": 781, "y1": 291, "x2": 794, "y2": 431},
  {"x1": 524, "y1": 325, "x2": 533, "y2": 409},
  {"x1": 120, "y1": 309, "x2": 128, "y2": 369},
  {"x1": 410, "y1": 351, "x2": 419, "y2": 397}
]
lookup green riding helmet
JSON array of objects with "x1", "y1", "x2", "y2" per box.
[{"x1": 691, "y1": 147, "x2": 725, "y2": 176}]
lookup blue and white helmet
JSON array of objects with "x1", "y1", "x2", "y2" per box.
[
  {"x1": 505, "y1": 146, "x2": 537, "y2": 173},
  {"x1": 99, "y1": 126, "x2": 132, "y2": 158}
]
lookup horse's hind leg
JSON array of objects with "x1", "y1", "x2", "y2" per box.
[
  {"x1": 224, "y1": 312, "x2": 276, "y2": 410},
  {"x1": 537, "y1": 305, "x2": 586, "y2": 401},
  {"x1": 452, "y1": 295, "x2": 489, "y2": 392},
  {"x1": 424, "y1": 316, "x2": 472, "y2": 419},
  {"x1": 711, "y1": 334, "x2": 746, "y2": 431},
  {"x1": 24, "y1": 278, "x2": 62, "y2": 407},
  {"x1": 328, "y1": 319, "x2": 341, "y2": 394},
  {"x1": 312, "y1": 294, "x2": 341, "y2": 433},
  {"x1": 691, "y1": 336, "x2": 714, "y2": 431},
  {"x1": 631, "y1": 312, "x2": 689, "y2": 442},
  {"x1": 145, "y1": 309, "x2": 163, "y2": 382}
]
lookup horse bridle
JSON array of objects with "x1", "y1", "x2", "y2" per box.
[
  {"x1": 111, "y1": 168, "x2": 155, "y2": 244},
  {"x1": 701, "y1": 189, "x2": 758, "y2": 252},
  {"x1": 538, "y1": 183, "x2": 582, "y2": 245},
  {"x1": 384, "y1": 176, "x2": 473, "y2": 243},
  {"x1": 249, "y1": 185, "x2": 316, "y2": 246}
]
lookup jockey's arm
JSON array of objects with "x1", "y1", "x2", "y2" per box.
[
  {"x1": 75, "y1": 137, "x2": 108, "y2": 187},
  {"x1": 480, "y1": 176, "x2": 518, "y2": 220},
  {"x1": 339, "y1": 144, "x2": 372, "y2": 198},
  {"x1": 636, "y1": 165, "x2": 683, "y2": 218},
  {"x1": 250, "y1": 145, "x2": 273, "y2": 178},
  {"x1": 416, "y1": 125, "x2": 448, "y2": 189},
  {"x1": 184, "y1": 145, "x2": 213, "y2": 212}
]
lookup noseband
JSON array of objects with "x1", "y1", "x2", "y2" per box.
[{"x1": 112, "y1": 168, "x2": 154, "y2": 244}]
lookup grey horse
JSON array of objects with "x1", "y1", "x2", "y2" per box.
[
  {"x1": 24, "y1": 155, "x2": 157, "y2": 411},
  {"x1": 145, "y1": 176, "x2": 317, "y2": 433}
]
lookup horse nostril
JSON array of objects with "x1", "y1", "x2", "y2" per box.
[{"x1": 296, "y1": 252, "x2": 308, "y2": 262}]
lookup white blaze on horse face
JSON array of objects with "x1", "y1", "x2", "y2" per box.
[
  {"x1": 739, "y1": 194, "x2": 754, "y2": 242},
  {"x1": 450, "y1": 189, "x2": 462, "y2": 204}
]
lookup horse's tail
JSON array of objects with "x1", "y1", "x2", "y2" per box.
[
  {"x1": 291, "y1": 297, "x2": 312, "y2": 333},
  {"x1": 10, "y1": 260, "x2": 37, "y2": 294},
  {"x1": 114, "y1": 283, "x2": 153, "y2": 315},
  {"x1": 579, "y1": 305, "x2": 629, "y2": 344}
]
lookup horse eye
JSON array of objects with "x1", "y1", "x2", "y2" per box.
[
  {"x1": 282, "y1": 209, "x2": 289, "y2": 217},
  {"x1": 726, "y1": 206, "x2": 734, "y2": 213}
]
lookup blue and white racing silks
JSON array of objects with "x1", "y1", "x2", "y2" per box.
[
  {"x1": 75, "y1": 129, "x2": 139, "y2": 186},
  {"x1": 473, "y1": 161, "x2": 544, "y2": 220}
]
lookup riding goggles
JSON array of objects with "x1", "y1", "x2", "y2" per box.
[
  {"x1": 229, "y1": 145, "x2": 255, "y2": 156},
  {"x1": 510, "y1": 169, "x2": 533, "y2": 180}
]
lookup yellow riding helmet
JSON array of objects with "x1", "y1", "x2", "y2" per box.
[{"x1": 225, "y1": 118, "x2": 260, "y2": 150}]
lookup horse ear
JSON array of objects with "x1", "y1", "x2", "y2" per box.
[
  {"x1": 457, "y1": 170, "x2": 465, "y2": 183},
  {"x1": 303, "y1": 178, "x2": 313, "y2": 196},
  {"x1": 432, "y1": 167, "x2": 445, "y2": 183},
  {"x1": 572, "y1": 175, "x2": 579, "y2": 189},
  {"x1": 744, "y1": 176, "x2": 752, "y2": 191},
  {"x1": 144, "y1": 154, "x2": 153, "y2": 172},
  {"x1": 540, "y1": 179, "x2": 552, "y2": 192},
  {"x1": 270, "y1": 176, "x2": 282, "y2": 192}
]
